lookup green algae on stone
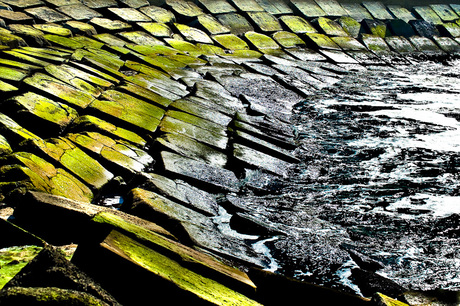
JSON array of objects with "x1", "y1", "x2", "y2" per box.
[
  {"x1": 0, "y1": 30, "x2": 28, "y2": 49},
  {"x1": 108, "y1": 7, "x2": 152, "y2": 22},
  {"x1": 196, "y1": 0, "x2": 236, "y2": 14},
  {"x1": 430, "y1": 4, "x2": 458, "y2": 22},
  {"x1": 331, "y1": 36, "x2": 366, "y2": 51},
  {"x1": 336, "y1": 16, "x2": 362, "y2": 38},
  {"x1": 90, "y1": 17, "x2": 132, "y2": 32},
  {"x1": 290, "y1": 0, "x2": 326, "y2": 18},
  {"x1": 313, "y1": 17, "x2": 348, "y2": 37},
  {"x1": 387, "y1": 5, "x2": 416, "y2": 22},
  {"x1": 65, "y1": 21, "x2": 98, "y2": 36},
  {"x1": 71, "y1": 115, "x2": 146, "y2": 147},
  {"x1": 119, "y1": 81, "x2": 173, "y2": 109},
  {"x1": 362, "y1": 1, "x2": 394, "y2": 20},
  {"x1": 163, "y1": 39, "x2": 203, "y2": 57},
  {"x1": 118, "y1": 31, "x2": 165, "y2": 46},
  {"x1": 51, "y1": 63, "x2": 114, "y2": 88},
  {"x1": 196, "y1": 14, "x2": 231, "y2": 35},
  {"x1": 255, "y1": 0, "x2": 292, "y2": 15},
  {"x1": 217, "y1": 13, "x2": 254, "y2": 35},
  {"x1": 45, "y1": 65, "x2": 101, "y2": 98},
  {"x1": 100, "y1": 230, "x2": 261, "y2": 305},
  {"x1": 71, "y1": 36, "x2": 105, "y2": 49},
  {"x1": 170, "y1": 99, "x2": 232, "y2": 127},
  {"x1": 0, "y1": 66, "x2": 28, "y2": 82},
  {"x1": 247, "y1": 11, "x2": 283, "y2": 32},
  {"x1": 385, "y1": 36, "x2": 417, "y2": 54},
  {"x1": 8, "y1": 24, "x2": 47, "y2": 46},
  {"x1": 57, "y1": 4, "x2": 102, "y2": 21},
  {"x1": 33, "y1": 23, "x2": 72, "y2": 37},
  {"x1": 41, "y1": 34, "x2": 83, "y2": 50},
  {"x1": 138, "y1": 22, "x2": 173, "y2": 38},
  {"x1": 165, "y1": 0, "x2": 204, "y2": 18},
  {"x1": 30, "y1": 137, "x2": 114, "y2": 190},
  {"x1": 341, "y1": 3, "x2": 372, "y2": 21},
  {"x1": 315, "y1": 0, "x2": 347, "y2": 17},
  {"x1": 0, "y1": 113, "x2": 41, "y2": 143},
  {"x1": 24, "y1": 73, "x2": 96, "y2": 109},
  {"x1": 304, "y1": 33, "x2": 341, "y2": 50},
  {"x1": 361, "y1": 34, "x2": 391, "y2": 53},
  {"x1": 0, "y1": 135, "x2": 12, "y2": 155},
  {"x1": 409, "y1": 36, "x2": 444, "y2": 55},
  {"x1": 413, "y1": 6, "x2": 443, "y2": 25},
  {"x1": 7, "y1": 92, "x2": 79, "y2": 133},
  {"x1": 244, "y1": 31, "x2": 281, "y2": 53},
  {"x1": 272, "y1": 31, "x2": 305, "y2": 48},
  {"x1": 0, "y1": 245, "x2": 43, "y2": 289},
  {"x1": 213, "y1": 33, "x2": 249, "y2": 50},
  {"x1": 166, "y1": 110, "x2": 227, "y2": 136},
  {"x1": 279, "y1": 15, "x2": 317, "y2": 34},
  {"x1": 432, "y1": 36, "x2": 460, "y2": 53}
]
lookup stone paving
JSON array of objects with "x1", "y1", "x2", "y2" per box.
[{"x1": 0, "y1": 0, "x2": 458, "y2": 305}]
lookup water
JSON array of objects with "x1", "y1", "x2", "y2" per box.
[{"x1": 249, "y1": 59, "x2": 460, "y2": 294}]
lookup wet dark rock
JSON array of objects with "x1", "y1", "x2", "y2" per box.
[
  {"x1": 351, "y1": 268, "x2": 406, "y2": 299},
  {"x1": 409, "y1": 19, "x2": 440, "y2": 38},
  {"x1": 386, "y1": 19, "x2": 415, "y2": 38}
]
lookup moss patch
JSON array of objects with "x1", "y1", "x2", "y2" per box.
[{"x1": 0, "y1": 245, "x2": 43, "y2": 289}]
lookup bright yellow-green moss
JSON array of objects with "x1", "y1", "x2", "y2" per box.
[
  {"x1": 279, "y1": 15, "x2": 318, "y2": 34},
  {"x1": 213, "y1": 34, "x2": 249, "y2": 50},
  {"x1": 0, "y1": 245, "x2": 43, "y2": 289},
  {"x1": 33, "y1": 24, "x2": 72, "y2": 37},
  {"x1": 272, "y1": 31, "x2": 305, "y2": 48}
]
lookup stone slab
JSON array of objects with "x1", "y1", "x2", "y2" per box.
[
  {"x1": 118, "y1": 31, "x2": 165, "y2": 46},
  {"x1": 170, "y1": 99, "x2": 232, "y2": 127},
  {"x1": 139, "y1": 6, "x2": 175, "y2": 23},
  {"x1": 412, "y1": 6, "x2": 443, "y2": 25},
  {"x1": 430, "y1": 4, "x2": 458, "y2": 22},
  {"x1": 1, "y1": 0, "x2": 43, "y2": 8},
  {"x1": 409, "y1": 20, "x2": 440, "y2": 38},
  {"x1": 340, "y1": 3, "x2": 373, "y2": 21},
  {"x1": 90, "y1": 18, "x2": 132, "y2": 32},
  {"x1": 228, "y1": 0, "x2": 264, "y2": 12},
  {"x1": 161, "y1": 151, "x2": 239, "y2": 192},
  {"x1": 362, "y1": 1, "x2": 393, "y2": 20},
  {"x1": 387, "y1": 19, "x2": 415, "y2": 38},
  {"x1": 409, "y1": 35, "x2": 444, "y2": 55},
  {"x1": 213, "y1": 33, "x2": 249, "y2": 50},
  {"x1": 438, "y1": 23, "x2": 460, "y2": 38},
  {"x1": 279, "y1": 15, "x2": 317, "y2": 34},
  {"x1": 81, "y1": 0, "x2": 117, "y2": 8},
  {"x1": 165, "y1": 0, "x2": 204, "y2": 18},
  {"x1": 119, "y1": 0, "x2": 150, "y2": 8},
  {"x1": 432, "y1": 36, "x2": 460, "y2": 54},
  {"x1": 174, "y1": 23, "x2": 213, "y2": 44},
  {"x1": 362, "y1": 19, "x2": 390, "y2": 38},
  {"x1": 331, "y1": 36, "x2": 366, "y2": 51},
  {"x1": 195, "y1": 14, "x2": 231, "y2": 35},
  {"x1": 57, "y1": 4, "x2": 102, "y2": 20},
  {"x1": 385, "y1": 36, "x2": 417, "y2": 54},
  {"x1": 108, "y1": 7, "x2": 152, "y2": 22},
  {"x1": 254, "y1": 0, "x2": 292, "y2": 15},
  {"x1": 25, "y1": 6, "x2": 71, "y2": 23},
  {"x1": 313, "y1": 17, "x2": 348, "y2": 37},
  {"x1": 0, "y1": 10, "x2": 34, "y2": 23},
  {"x1": 314, "y1": 0, "x2": 347, "y2": 17},
  {"x1": 387, "y1": 5, "x2": 416, "y2": 22},
  {"x1": 217, "y1": 13, "x2": 254, "y2": 35},
  {"x1": 247, "y1": 11, "x2": 283, "y2": 32},
  {"x1": 304, "y1": 33, "x2": 341, "y2": 50},
  {"x1": 290, "y1": 0, "x2": 326, "y2": 18},
  {"x1": 272, "y1": 31, "x2": 305, "y2": 48}
]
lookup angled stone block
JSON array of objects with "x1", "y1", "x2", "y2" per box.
[
  {"x1": 138, "y1": 22, "x2": 172, "y2": 37},
  {"x1": 24, "y1": 73, "x2": 96, "y2": 109},
  {"x1": 432, "y1": 36, "x2": 460, "y2": 53},
  {"x1": 81, "y1": 0, "x2": 116, "y2": 8},
  {"x1": 195, "y1": 14, "x2": 231, "y2": 35},
  {"x1": 119, "y1": 0, "x2": 150, "y2": 8},
  {"x1": 409, "y1": 35, "x2": 445, "y2": 55},
  {"x1": 336, "y1": 16, "x2": 362, "y2": 38},
  {"x1": 228, "y1": 0, "x2": 264, "y2": 12},
  {"x1": 385, "y1": 36, "x2": 417, "y2": 54},
  {"x1": 244, "y1": 31, "x2": 281, "y2": 53},
  {"x1": 140, "y1": 6, "x2": 175, "y2": 23},
  {"x1": 0, "y1": 30, "x2": 27, "y2": 49},
  {"x1": 108, "y1": 7, "x2": 152, "y2": 22},
  {"x1": 90, "y1": 18, "x2": 132, "y2": 32},
  {"x1": 161, "y1": 151, "x2": 239, "y2": 192},
  {"x1": 8, "y1": 24, "x2": 47, "y2": 47},
  {"x1": 118, "y1": 31, "x2": 165, "y2": 46},
  {"x1": 0, "y1": 10, "x2": 34, "y2": 24},
  {"x1": 341, "y1": 3, "x2": 373, "y2": 21},
  {"x1": 247, "y1": 11, "x2": 283, "y2": 32},
  {"x1": 0, "y1": 65, "x2": 29, "y2": 83},
  {"x1": 430, "y1": 4, "x2": 458, "y2": 22},
  {"x1": 1, "y1": 0, "x2": 43, "y2": 8},
  {"x1": 156, "y1": 132, "x2": 228, "y2": 168},
  {"x1": 331, "y1": 36, "x2": 366, "y2": 51},
  {"x1": 213, "y1": 33, "x2": 250, "y2": 50},
  {"x1": 44, "y1": 0, "x2": 80, "y2": 6},
  {"x1": 0, "y1": 112, "x2": 41, "y2": 144},
  {"x1": 304, "y1": 33, "x2": 341, "y2": 50},
  {"x1": 174, "y1": 23, "x2": 213, "y2": 44},
  {"x1": 312, "y1": 17, "x2": 348, "y2": 37},
  {"x1": 412, "y1": 6, "x2": 443, "y2": 25},
  {"x1": 272, "y1": 31, "x2": 305, "y2": 48},
  {"x1": 57, "y1": 4, "x2": 101, "y2": 20},
  {"x1": 170, "y1": 99, "x2": 232, "y2": 127},
  {"x1": 290, "y1": 0, "x2": 326, "y2": 18},
  {"x1": 361, "y1": 19, "x2": 391, "y2": 38},
  {"x1": 362, "y1": 1, "x2": 393, "y2": 20},
  {"x1": 387, "y1": 5, "x2": 416, "y2": 22},
  {"x1": 386, "y1": 19, "x2": 415, "y2": 38},
  {"x1": 254, "y1": 0, "x2": 292, "y2": 15},
  {"x1": 65, "y1": 21, "x2": 97, "y2": 36},
  {"x1": 438, "y1": 23, "x2": 460, "y2": 38},
  {"x1": 217, "y1": 13, "x2": 254, "y2": 35},
  {"x1": 166, "y1": 110, "x2": 227, "y2": 136},
  {"x1": 24, "y1": 6, "x2": 71, "y2": 23},
  {"x1": 361, "y1": 34, "x2": 391, "y2": 54},
  {"x1": 314, "y1": 0, "x2": 347, "y2": 17},
  {"x1": 409, "y1": 19, "x2": 440, "y2": 38},
  {"x1": 165, "y1": 0, "x2": 204, "y2": 18},
  {"x1": 279, "y1": 15, "x2": 317, "y2": 34},
  {"x1": 451, "y1": 4, "x2": 460, "y2": 16}
]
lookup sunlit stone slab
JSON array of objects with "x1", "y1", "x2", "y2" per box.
[
  {"x1": 387, "y1": 5, "x2": 416, "y2": 22},
  {"x1": 273, "y1": 31, "x2": 305, "y2": 48},
  {"x1": 247, "y1": 11, "x2": 283, "y2": 32},
  {"x1": 331, "y1": 36, "x2": 366, "y2": 51},
  {"x1": 196, "y1": 0, "x2": 236, "y2": 14},
  {"x1": 139, "y1": 6, "x2": 175, "y2": 23},
  {"x1": 81, "y1": 0, "x2": 117, "y2": 8},
  {"x1": 217, "y1": 13, "x2": 254, "y2": 35},
  {"x1": 413, "y1": 6, "x2": 443, "y2": 25},
  {"x1": 432, "y1": 36, "x2": 460, "y2": 54},
  {"x1": 430, "y1": 4, "x2": 458, "y2": 22},
  {"x1": 304, "y1": 33, "x2": 341, "y2": 50},
  {"x1": 196, "y1": 14, "x2": 231, "y2": 35},
  {"x1": 314, "y1": 0, "x2": 347, "y2": 17},
  {"x1": 409, "y1": 35, "x2": 445, "y2": 55},
  {"x1": 228, "y1": 0, "x2": 264, "y2": 12},
  {"x1": 279, "y1": 15, "x2": 317, "y2": 34},
  {"x1": 25, "y1": 6, "x2": 71, "y2": 22},
  {"x1": 0, "y1": 10, "x2": 34, "y2": 23},
  {"x1": 291, "y1": 0, "x2": 326, "y2": 18},
  {"x1": 361, "y1": 34, "x2": 391, "y2": 54},
  {"x1": 385, "y1": 36, "x2": 417, "y2": 54},
  {"x1": 165, "y1": 0, "x2": 204, "y2": 18},
  {"x1": 254, "y1": 0, "x2": 292, "y2": 15},
  {"x1": 57, "y1": 4, "x2": 102, "y2": 20},
  {"x1": 1, "y1": 0, "x2": 43, "y2": 8},
  {"x1": 312, "y1": 17, "x2": 348, "y2": 37},
  {"x1": 90, "y1": 18, "x2": 132, "y2": 31},
  {"x1": 108, "y1": 7, "x2": 152, "y2": 22},
  {"x1": 213, "y1": 33, "x2": 250, "y2": 50}
]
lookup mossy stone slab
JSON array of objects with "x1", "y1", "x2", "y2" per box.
[
  {"x1": 254, "y1": 0, "x2": 292, "y2": 15},
  {"x1": 43, "y1": 34, "x2": 84, "y2": 49},
  {"x1": 30, "y1": 137, "x2": 114, "y2": 190},
  {"x1": 304, "y1": 33, "x2": 341, "y2": 50},
  {"x1": 139, "y1": 6, "x2": 175, "y2": 23},
  {"x1": 81, "y1": 0, "x2": 117, "y2": 8},
  {"x1": 57, "y1": 4, "x2": 102, "y2": 21},
  {"x1": 5, "y1": 151, "x2": 93, "y2": 202},
  {"x1": 331, "y1": 36, "x2": 366, "y2": 51},
  {"x1": 362, "y1": 1, "x2": 394, "y2": 20},
  {"x1": 196, "y1": 14, "x2": 231, "y2": 35},
  {"x1": 71, "y1": 62, "x2": 120, "y2": 84},
  {"x1": 165, "y1": 0, "x2": 204, "y2": 18},
  {"x1": 385, "y1": 36, "x2": 417, "y2": 54},
  {"x1": 244, "y1": 31, "x2": 280, "y2": 52},
  {"x1": 52, "y1": 63, "x2": 114, "y2": 88},
  {"x1": 24, "y1": 73, "x2": 95, "y2": 109},
  {"x1": 247, "y1": 12, "x2": 283, "y2": 32},
  {"x1": 313, "y1": 17, "x2": 349, "y2": 37},
  {"x1": 285, "y1": 47, "x2": 326, "y2": 61},
  {"x1": 290, "y1": 0, "x2": 326, "y2": 18},
  {"x1": 70, "y1": 115, "x2": 146, "y2": 147},
  {"x1": 97, "y1": 230, "x2": 261, "y2": 305},
  {"x1": 272, "y1": 31, "x2": 305, "y2": 48},
  {"x1": 108, "y1": 7, "x2": 152, "y2": 22},
  {"x1": 451, "y1": 4, "x2": 460, "y2": 16},
  {"x1": 138, "y1": 22, "x2": 173, "y2": 38},
  {"x1": 67, "y1": 132, "x2": 153, "y2": 174},
  {"x1": 1, "y1": 0, "x2": 43, "y2": 8},
  {"x1": 156, "y1": 132, "x2": 228, "y2": 168},
  {"x1": 387, "y1": 5, "x2": 416, "y2": 22},
  {"x1": 228, "y1": 0, "x2": 263, "y2": 12},
  {"x1": 217, "y1": 13, "x2": 254, "y2": 35},
  {"x1": 361, "y1": 34, "x2": 391, "y2": 53},
  {"x1": 24, "y1": 6, "x2": 71, "y2": 23},
  {"x1": 92, "y1": 33, "x2": 129, "y2": 47},
  {"x1": 336, "y1": 16, "x2": 362, "y2": 38},
  {"x1": 340, "y1": 3, "x2": 373, "y2": 21},
  {"x1": 90, "y1": 18, "x2": 132, "y2": 32},
  {"x1": 65, "y1": 21, "x2": 98, "y2": 36},
  {"x1": 413, "y1": 6, "x2": 443, "y2": 25},
  {"x1": 13, "y1": 48, "x2": 67, "y2": 64},
  {"x1": 174, "y1": 23, "x2": 213, "y2": 44},
  {"x1": 119, "y1": 0, "x2": 149, "y2": 8},
  {"x1": 8, "y1": 24, "x2": 47, "y2": 47},
  {"x1": 90, "y1": 92, "x2": 164, "y2": 133},
  {"x1": 0, "y1": 113, "x2": 40, "y2": 143},
  {"x1": 143, "y1": 173, "x2": 219, "y2": 216},
  {"x1": 166, "y1": 110, "x2": 227, "y2": 136},
  {"x1": 0, "y1": 135, "x2": 12, "y2": 155},
  {"x1": 279, "y1": 15, "x2": 317, "y2": 34},
  {"x1": 44, "y1": 65, "x2": 101, "y2": 97},
  {"x1": 438, "y1": 23, "x2": 460, "y2": 38},
  {"x1": 119, "y1": 82, "x2": 172, "y2": 109},
  {"x1": 125, "y1": 73, "x2": 188, "y2": 100},
  {"x1": 212, "y1": 33, "x2": 249, "y2": 50},
  {"x1": 196, "y1": 0, "x2": 236, "y2": 14},
  {"x1": 362, "y1": 19, "x2": 391, "y2": 38},
  {"x1": 7, "y1": 92, "x2": 78, "y2": 133},
  {"x1": 45, "y1": 0, "x2": 80, "y2": 5},
  {"x1": 0, "y1": 32, "x2": 27, "y2": 49},
  {"x1": 0, "y1": 65, "x2": 28, "y2": 82},
  {"x1": 160, "y1": 116, "x2": 228, "y2": 150},
  {"x1": 161, "y1": 151, "x2": 238, "y2": 192}
]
